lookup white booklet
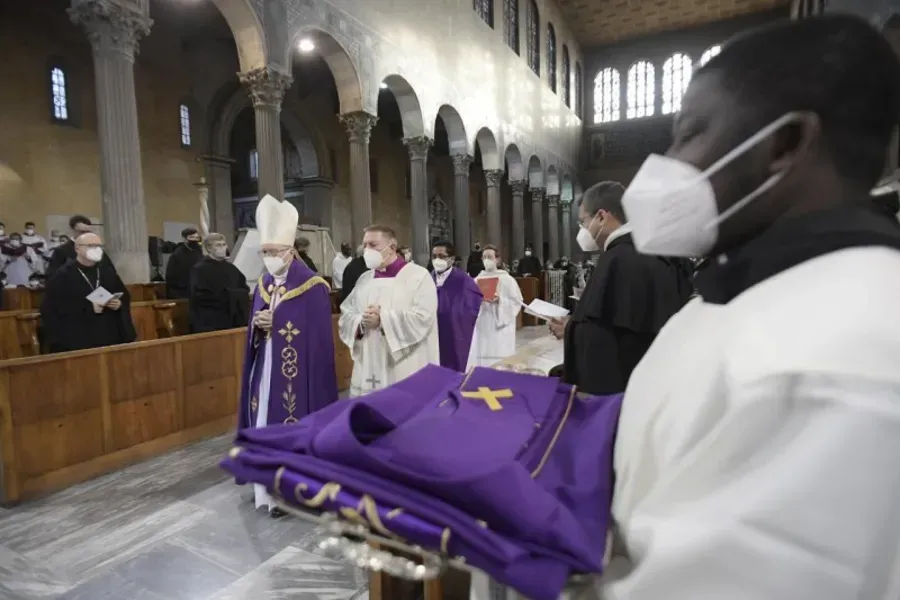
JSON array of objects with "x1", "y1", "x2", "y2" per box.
[
  {"x1": 85, "y1": 286, "x2": 123, "y2": 306},
  {"x1": 521, "y1": 298, "x2": 569, "y2": 321}
]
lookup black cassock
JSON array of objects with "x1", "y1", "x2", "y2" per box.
[
  {"x1": 562, "y1": 233, "x2": 692, "y2": 395},
  {"x1": 516, "y1": 255, "x2": 543, "y2": 277},
  {"x1": 188, "y1": 257, "x2": 250, "y2": 333},
  {"x1": 40, "y1": 261, "x2": 136, "y2": 353},
  {"x1": 165, "y1": 243, "x2": 203, "y2": 299},
  {"x1": 339, "y1": 255, "x2": 368, "y2": 304}
]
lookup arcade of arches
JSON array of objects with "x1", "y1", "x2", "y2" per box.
[{"x1": 0, "y1": 0, "x2": 584, "y2": 282}]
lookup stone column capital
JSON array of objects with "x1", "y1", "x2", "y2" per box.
[
  {"x1": 509, "y1": 179, "x2": 528, "y2": 194},
  {"x1": 239, "y1": 67, "x2": 293, "y2": 109},
  {"x1": 451, "y1": 154, "x2": 473, "y2": 176},
  {"x1": 484, "y1": 169, "x2": 504, "y2": 188},
  {"x1": 340, "y1": 111, "x2": 379, "y2": 143},
  {"x1": 530, "y1": 188, "x2": 546, "y2": 203},
  {"x1": 68, "y1": 0, "x2": 152, "y2": 61},
  {"x1": 559, "y1": 199, "x2": 572, "y2": 213},
  {"x1": 547, "y1": 194, "x2": 560, "y2": 208},
  {"x1": 404, "y1": 136, "x2": 433, "y2": 161}
]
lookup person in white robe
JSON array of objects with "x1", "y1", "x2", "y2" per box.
[
  {"x1": 579, "y1": 16, "x2": 900, "y2": 600},
  {"x1": 339, "y1": 224, "x2": 439, "y2": 396},
  {"x1": 20, "y1": 221, "x2": 47, "y2": 274},
  {"x1": 0, "y1": 233, "x2": 41, "y2": 286},
  {"x1": 467, "y1": 244, "x2": 523, "y2": 369}
]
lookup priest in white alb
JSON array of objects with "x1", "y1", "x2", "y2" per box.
[
  {"x1": 467, "y1": 244, "x2": 523, "y2": 368},
  {"x1": 339, "y1": 224, "x2": 439, "y2": 396}
]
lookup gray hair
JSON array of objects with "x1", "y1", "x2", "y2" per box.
[
  {"x1": 579, "y1": 181, "x2": 627, "y2": 223},
  {"x1": 203, "y1": 232, "x2": 226, "y2": 253}
]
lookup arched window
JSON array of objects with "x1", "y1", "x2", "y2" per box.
[
  {"x1": 249, "y1": 149, "x2": 259, "y2": 180},
  {"x1": 474, "y1": 0, "x2": 493, "y2": 28},
  {"x1": 179, "y1": 104, "x2": 191, "y2": 147},
  {"x1": 662, "y1": 53, "x2": 692, "y2": 115},
  {"x1": 593, "y1": 67, "x2": 620, "y2": 124},
  {"x1": 700, "y1": 44, "x2": 721, "y2": 66},
  {"x1": 547, "y1": 23, "x2": 557, "y2": 92},
  {"x1": 50, "y1": 66, "x2": 69, "y2": 122},
  {"x1": 526, "y1": 0, "x2": 540, "y2": 76},
  {"x1": 503, "y1": 0, "x2": 519, "y2": 54},
  {"x1": 562, "y1": 45, "x2": 571, "y2": 107},
  {"x1": 575, "y1": 61, "x2": 583, "y2": 118},
  {"x1": 626, "y1": 61, "x2": 655, "y2": 119}
]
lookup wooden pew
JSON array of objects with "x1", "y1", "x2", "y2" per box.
[{"x1": 2, "y1": 282, "x2": 165, "y2": 312}]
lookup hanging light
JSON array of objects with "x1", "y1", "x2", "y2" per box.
[{"x1": 298, "y1": 38, "x2": 315, "y2": 53}]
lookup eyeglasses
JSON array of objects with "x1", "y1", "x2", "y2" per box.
[
  {"x1": 76, "y1": 243, "x2": 104, "y2": 249},
  {"x1": 258, "y1": 249, "x2": 290, "y2": 258}
]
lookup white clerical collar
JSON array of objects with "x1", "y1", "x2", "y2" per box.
[
  {"x1": 435, "y1": 266, "x2": 452, "y2": 286},
  {"x1": 604, "y1": 224, "x2": 633, "y2": 251}
]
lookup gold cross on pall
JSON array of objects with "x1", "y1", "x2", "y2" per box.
[
  {"x1": 461, "y1": 387, "x2": 513, "y2": 411},
  {"x1": 279, "y1": 321, "x2": 300, "y2": 343}
]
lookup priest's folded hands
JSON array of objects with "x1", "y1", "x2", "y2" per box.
[
  {"x1": 361, "y1": 304, "x2": 381, "y2": 328},
  {"x1": 253, "y1": 308, "x2": 273, "y2": 331}
]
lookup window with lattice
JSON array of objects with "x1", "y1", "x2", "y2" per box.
[
  {"x1": 593, "y1": 67, "x2": 620, "y2": 124},
  {"x1": 626, "y1": 61, "x2": 655, "y2": 119},
  {"x1": 662, "y1": 53, "x2": 692, "y2": 115}
]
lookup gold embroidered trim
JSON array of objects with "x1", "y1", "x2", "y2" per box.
[
  {"x1": 229, "y1": 447, "x2": 242, "y2": 458},
  {"x1": 281, "y1": 276, "x2": 329, "y2": 304},
  {"x1": 274, "y1": 466, "x2": 285, "y2": 496},
  {"x1": 440, "y1": 528, "x2": 452, "y2": 554},
  {"x1": 530, "y1": 385, "x2": 577, "y2": 479},
  {"x1": 295, "y1": 481, "x2": 341, "y2": 507},
  {"x1": 386, "y1": 508, "x2": 404, "y2": 519},
  {"x1": 476, "y1": 519, "x2": 488, "y2": 529}
]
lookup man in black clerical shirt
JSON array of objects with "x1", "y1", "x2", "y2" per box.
[
  {"x1": 516, "y1": 245, "x2": 543, "y2": 277},
  {"x1": 46, "y1": 214, "x2": 116, "y2": 280},
  {"x1": 165, "y1": 227, "x2": 204, "y2": 299},
  {"x1": 41, "y1": 232, "x2": 135, "y2": 353},
  {"x1": 188, "y1": 233, "x2": 250, "y2": 333},
  {"x1": 549, "y1": 181, "x2": 691, "y2": 394},
  {"x1": 294, "y1": 236, "x2": 318, "y2": 272}
]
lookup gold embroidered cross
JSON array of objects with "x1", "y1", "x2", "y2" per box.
[
  {"x1": 461, "y1": 387, "x2": 513, "y2": 411},
  {"x1": 279, "y1": 321, "x2": 300, "y2": 343}
]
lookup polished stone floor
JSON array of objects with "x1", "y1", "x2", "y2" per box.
[{"x1": 0, "y1": 327, "x2": 560, "y2": 600}]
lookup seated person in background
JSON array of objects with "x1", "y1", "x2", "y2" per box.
[
  {"x1": 188, "y1": 233, "x2": 250, "y2": 333},
  {"x1": 41, "y1": 232, "x2": 135, "y2": 353},
  {"x1": 294, "y1": 236, "x2": 318, "y2": 272},
  {"x1": 165, "y1": 227, "x2": 203, "y2": 299}
]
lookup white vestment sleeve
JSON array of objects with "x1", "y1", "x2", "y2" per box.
[
  {"x1": 338, "y1": 284, "x2": 364, "y2": 359},
  {"x1": 380, "y1": 271, "x2": 437, "y2": 357},
  {"x1": 496, "y1": 274, "x2": 523, "y2": 328},
  {"x1": 593, "y1": 374, "x2": 900, "y2": 600}
]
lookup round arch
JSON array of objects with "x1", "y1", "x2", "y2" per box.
[
  {"x1": 436, "y1": 105, "x2": 469, "y2": 155},
  {"x1": 546, "y1": 165, "x2": 560, "y2": 196},
  {"x1": 475, "y1": 127, "x2": 501, "y2": 170},
  {"x1": 285, "y1": 28, "x2": 364, "y2": 114},
  {"x1": 504, "y1": 144, "x2": 525, "y2": 181},
  {"x1": 380, "y1": 74, "x2": 426, "y2": 138},
  {"x1": 527, "y1": 155, "x2": 544, "y2": 188},
  {"x1": 209, "y1": 0, "x2": 268, "y2": 72}
]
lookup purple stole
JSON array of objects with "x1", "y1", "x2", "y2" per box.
[
  {"x1": 433, "y1": 268, "x2": 482, "y2": 372},
  {"x1": 238, "y1": 259, "x2": 339, "y2": 430}
]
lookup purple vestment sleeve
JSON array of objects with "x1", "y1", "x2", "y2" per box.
[{"x1": 434, "y1": 269, "x2": 482, "y2": 371}]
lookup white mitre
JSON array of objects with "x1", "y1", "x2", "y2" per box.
[{"x1": 255, "y1": 194, "x2": 298, "y2": 246}]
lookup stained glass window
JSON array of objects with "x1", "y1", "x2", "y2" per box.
[
  {"x1": 575, "y1": 61, "x2": 583, "y2": 118},
  {"x1": 526, "y1": 0, "x2": 539, "y2": 76},
  {"x1": 562, "y1": 45, "x2": 571, "y2": 107},
  {"x1": 51, "y1": 67, "x2": 69, "y2": 122},
  {"x1": 700, "y1": 44, "x2": 721, "y2": 66},
  {"x1": 626, "y1": 61, "x2": 655, "y2": 119},
  {"x1": 662, "y1": 53, "x2": 692, "y2": 115},
  {"x1": 504, "y1": 0, "x2": 519, "y2": 54},
  {"x1": 179, "y1": 104, "x2": 191, "y2": 147},
  {"x1": 547, "y1": 23, "x2": 557, "y2": 93},
  {"x1": 474, "y1": 0, "x2": 493, "y2": 28},
  {"x1": 593, "y1": 67, "x2": 620, "y2": 124}
]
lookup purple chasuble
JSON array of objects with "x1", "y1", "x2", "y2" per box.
[
  {"x1": 221, "y1": 365, "x2": 622, "y2": 600},
  {"x1": 433, "y1": 268, "x2": 482, "y2": 371},
  {"x1": 238, "y1": 259, "x2": 338, "y2": 430},
  {"x1": 373, "y1": 256, "x2": 406, "y2": 278}
]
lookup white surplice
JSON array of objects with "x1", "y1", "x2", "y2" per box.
[
  {"x1": 578, "y1": 247, "x2": 900, "y2": 600},
  {"x1": 467, "y1": 269, "x2": 523, "y2": 369},
  {"x1": 21, "y1": 234, "x2": 47, "y2": 273},
  {"x1": 1, "y1": 248, "x2": 40, "y2": 286},
  {"x1": 339, "y1": 262, "x2": 439, "y2": 396}
]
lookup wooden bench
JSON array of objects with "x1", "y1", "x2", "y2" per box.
[{"x1": 1, "y1": 282, "x2": 165, "y2": 311}]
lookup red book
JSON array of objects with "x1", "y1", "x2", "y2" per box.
[{"x1": 477, "y1": 277, "x2": 499, "y2": 301}]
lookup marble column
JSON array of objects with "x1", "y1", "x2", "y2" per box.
[
  {"x1": 484, "y1": 169, "x2": 504, "y2": 248},
  {"x1": 340, "y1": 111, "x2": 378, "y2": 244},
  {"x1": 546, "y1": 195, "x2": 560, "y2": 261},
  {"x1": 198, "y1": 155, "x2": 236, "y2": 245},
  {"x1": 239, "y1": 67, "x2": 292, "y2": 202},
  {"x1": 530, "y1": 188, "x2": 545, "y2": 261},
  {"x1": 451, "y1": 154, "x2": 473, "y2": 260},
  {"x1": 509, "y1": 180, "x2": 527, "y2": 259},
  {"x1": 560, "y1": 200, "x2": 573, "y2": 258},
  {"x1": 69, "y1": 0, "x2": 152, "y2": 283},
  {"x1": 404, "y1": 136, "x2": 433, "y2": 265}
]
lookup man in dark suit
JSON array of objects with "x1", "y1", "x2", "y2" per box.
[{"x1": 46, "y1": 214, "x2": 117, "y2": 279}]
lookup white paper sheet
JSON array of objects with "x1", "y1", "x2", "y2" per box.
[
  {"x1": 85, "y1": 286, "x2": 120, "y2": 306},
  {"x1": 521, "y1": 298, "x2": 569, "y2": 321}
]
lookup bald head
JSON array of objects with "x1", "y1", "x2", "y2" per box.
[{"x1": 74, "y1": 232, "x2": 104, "y2": 265}]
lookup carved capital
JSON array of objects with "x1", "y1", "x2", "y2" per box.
[
  {"x1": 340, "y1": 111, "x2": 379, "y2": 143},
  {"x1": 68, "y1": 0, "x2": 152, "y2": 62},
  {"x1": 239, "y1": 67, "x2": 293, "y2": 109},
  {"x1": 484, "y1": 169, "x2": 504, "y2": 188},
  {"x1": 451, "y1": 154, "x2": 473, "y2": 176},
  {"x1": 547, "y1": 194, "x2": 560, "y2": 208},
  {"x1": 403, "y1": 136, "x2": 432, "y2": 161},
  {"x1": 509, "y1": 179, "x2": 528, "y2": 195},
  {"x1": 530, "y1": 188, "x2": 545, "y2": 204}
]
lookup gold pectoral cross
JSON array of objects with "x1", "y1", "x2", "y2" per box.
[{"x1": 461, "y1": 387, "x2": 513, "y2": 411}]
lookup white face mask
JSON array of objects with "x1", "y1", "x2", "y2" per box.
[
  {"x1": 577, "y1": 213, "x2": 601, "y2": 252},
  {"x1": 211, "y1": 246, "x2": 228, "y2": 259},
  {"x1": 263, "y1": 255, "x2": 287, "y2": 275},
  {"x1": 10, "y1": 239, "x2": 21, "y2": 248},
  {"x1": 85, "y1": 247, "x2": 103, "y2": 263},
  {"x1": 24, "y1": 229, "x2": 34, "y2": 236},
  {"x1": 623, "y1": 112, "x2": 799, "y2": 257},
  {"x1": 364, "y1": 247, "x2": 385, "y2": 270},
  {"x1": 432, "y1": 258, "x2": 449, "y2": 272},
  {"x1": 403, "y1": 252, "x2": 412, "y2": 262},
  {"x1": 483, "y1": 258, "x2": 497, "y2": 271},
  {"x1": 524, "y1": 250, "x2": 532, "y2": 257}
]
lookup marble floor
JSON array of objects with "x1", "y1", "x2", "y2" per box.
[{"x1": 0, "y1": 327, "x2": 561, "y2": 600}]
